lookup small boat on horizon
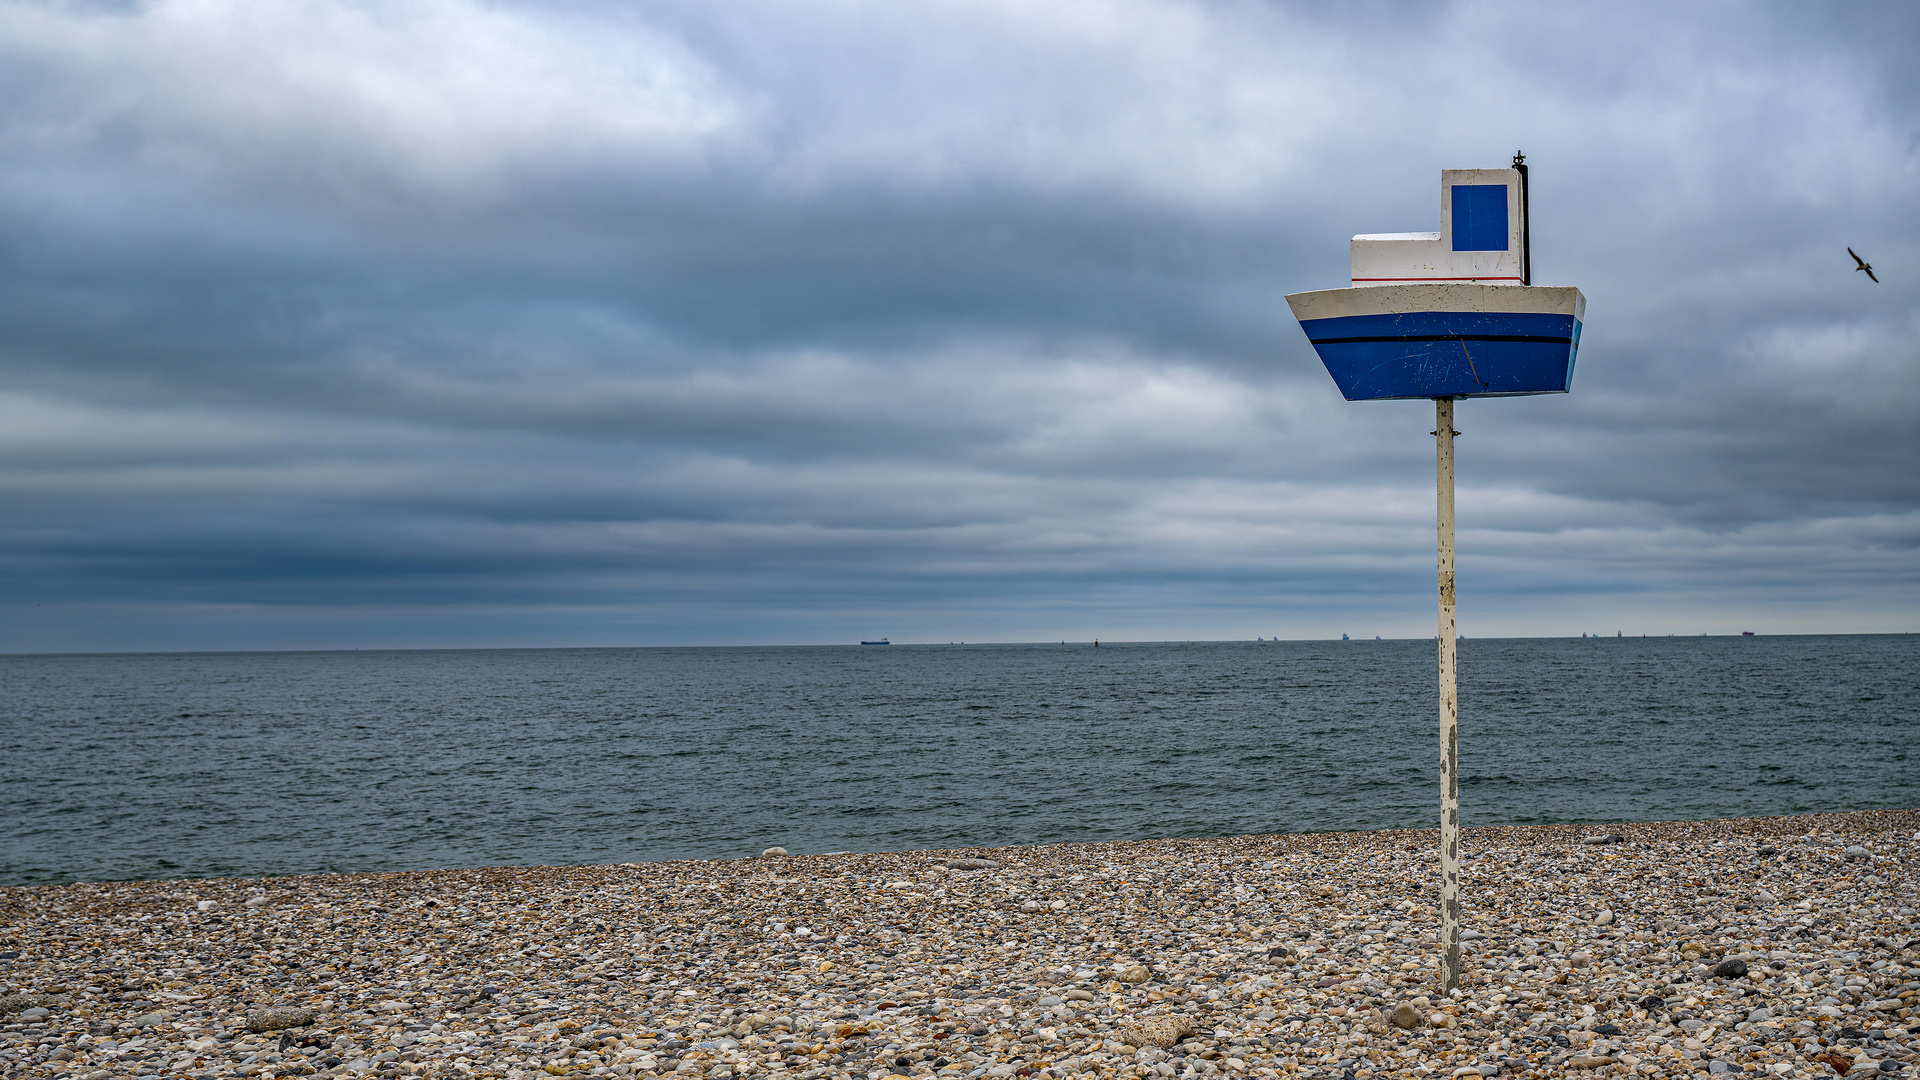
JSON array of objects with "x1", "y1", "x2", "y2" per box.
[{"x1": 860, "y1": 638, "x2": 890, "y2": 645}]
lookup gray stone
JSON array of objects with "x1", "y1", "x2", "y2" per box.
[
  {"x1": 1747, "y1": 1008, "x2": 1772, "y2": 1023},
  {"x1": 1593, "y1": 909, "x2": 1616, "y2": 926},
  {"x1": 129, "y1": 1012, "x2": 167, "y2": 1028},
  {"x1": 247, "y1": 1006, "x2": 316, "y2": 1032},
  {"x1": 0, "y1": 992, "x2": 51, "y2": 1015},
  {"x1": 1845, "y1": 845, "x2": 1872, "y2": 861},
  {"x1": 1581, "y1": 834, "x2": 1625, "y2": 845},
  {"x1": 1569, "y1": 951, "x2": 1590, "y2": 968},
  {"x1": 19, "y1": 1006, "x2": 50, "y2": 1019},
  {"x1": 1707, "y1": 1060, "x2": 1734, "y2": 1074},
  {"x1": 1390, "y1": 1002, "x2": 1423, "y2": 1029},
  {"x1": 1713, "y1": 958, "x2": 1749, "y2": 979},
  {"x1": 944, "y1": 858, "x2": 1000, "y2": 871}
]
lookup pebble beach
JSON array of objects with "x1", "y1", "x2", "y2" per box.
[{"x1": 3, "y1": 810, "x2": 1917, "y2": 1080}]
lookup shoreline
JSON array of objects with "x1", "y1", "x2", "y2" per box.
[{"x1": 3, "y1": 810, "x2": 1916, "y2": 1079}]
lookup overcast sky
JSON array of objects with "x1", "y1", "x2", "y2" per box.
[{"x1": 0, "y1": 0, "x2": 1914, "y2": 652}]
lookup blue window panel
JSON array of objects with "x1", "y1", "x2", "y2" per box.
[{"x1": 1451, "y1": 185, "x2": 1508, "y2": 251}]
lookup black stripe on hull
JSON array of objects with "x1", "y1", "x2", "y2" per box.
[{"x1": 1307, "y1": 334, "x2": 1575, "y2": 346}]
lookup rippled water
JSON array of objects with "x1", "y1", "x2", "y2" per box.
[{"x1": 2, "y1": 635, "x2": 1914, "y2": 886}]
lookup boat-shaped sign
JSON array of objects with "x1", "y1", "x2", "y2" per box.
[{"x1": 1286, "y1": 166, "x2": 1585, "y2": 400}]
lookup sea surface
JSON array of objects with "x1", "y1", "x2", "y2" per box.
[{"x1": 2, "y1": 635, "x2": 1915, "y2": 887}]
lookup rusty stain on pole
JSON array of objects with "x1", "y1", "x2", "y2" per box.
[{"x1": 1435, "y1": 396, "x2": 1461, "y2": 992}]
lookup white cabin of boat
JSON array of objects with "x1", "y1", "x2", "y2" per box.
[{"x1": 1350, "y1": 168, "x2": 1528, "y2": 287}]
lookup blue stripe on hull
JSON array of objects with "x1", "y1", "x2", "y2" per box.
[{"x1": 1299, "y1": 311, "x2": 1580, "y2": 400}]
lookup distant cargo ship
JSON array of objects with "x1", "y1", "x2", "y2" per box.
[{"x1": 861, "y1": 639, "x2": 890, "y2": 645}]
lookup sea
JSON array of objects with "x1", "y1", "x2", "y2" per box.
[{"x1": 2, "y1": 635, "x2": 1914, "y2": 888}]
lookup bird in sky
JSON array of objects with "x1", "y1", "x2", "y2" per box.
[{"x1": 1849, "y1": 247, "x2": 1879, "y2": 283}]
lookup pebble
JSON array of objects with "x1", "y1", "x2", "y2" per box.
[
  {"x1": 245, "y1": 1006, "x2": 316, "y2": 1032},
  {"x1": 1112, "y1": 1015, "x2": 1196, "y2": 1049},
  {"x1": 1593, "y1": 908, "x2": 1616, "y2": 926},
  {"x1": 1713, "y1": 957, "x2": 1750, "y2": 978},
  {"x1": 0, "y1": 808, "x2": 1915, "y2": 1080},
  {"x1": 759, "y1": 847, "x2": 788, "y2": 858}
]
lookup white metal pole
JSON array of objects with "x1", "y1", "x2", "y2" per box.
[{"x1": 1436, "y1": 396, "x2": 1461, "y2": 992}]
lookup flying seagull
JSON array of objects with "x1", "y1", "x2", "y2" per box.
[{"x1": 1849, "y1": 247, "x2": 1879, "y2": 283}]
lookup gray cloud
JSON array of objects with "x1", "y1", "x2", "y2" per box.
[{"x1": 0, "y1": 0, "x2": 1915, "y2": 651}]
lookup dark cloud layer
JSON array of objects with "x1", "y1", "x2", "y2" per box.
[{"x1": 0, "y1": 0, "x2": 1915, "y2": 651}]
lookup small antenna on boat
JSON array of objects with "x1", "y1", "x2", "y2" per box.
[{"x1": 1512, "y1": 151, "x2": 1530, "y2": 286}]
